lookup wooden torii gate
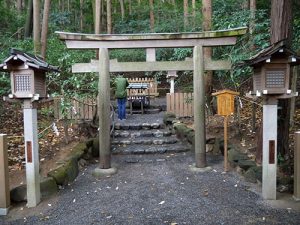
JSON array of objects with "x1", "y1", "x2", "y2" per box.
[{"x1": 56, "y1": 27, "x2": 247, "y2": 175}]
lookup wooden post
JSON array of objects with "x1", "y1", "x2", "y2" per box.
[
  {"x1": 193, "y1": 46, "x2": 206, "y2": 168},
  {"x1": 262, "y1": 98, "x2": 277, "y2": 200},
  {"x1": 146, "y1": 48, "x2": 156, "y2": 62},
  {"x1": 0, "y1": 134, "x2": 10, "y2": 215},
  {"x1": 98, "y1": 48, "x2": 111, "y2": 169},
  {"x1": 294, "y1": 131, "x2": 300, "y2": 201},
  {"x1": 23, "y1": 100, "x2": 41, "y2": 207},
  {"x1": 224, "y1": 116, "x2": 228, "y2": 172}
]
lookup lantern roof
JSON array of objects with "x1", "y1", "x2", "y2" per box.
[
  {"x1": 243, "y1": 40, "x2": 300, "y2": 67},
  {"x1": 212, "y1": 89, "x2": 239, "y2": 96},
  {"x1": 0, "y1": 49, "x2": 59, "y2": 72}
]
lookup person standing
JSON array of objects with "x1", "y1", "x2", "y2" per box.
[{"x1": 114, "y1": 75, "x2": 129, "y2": 120}]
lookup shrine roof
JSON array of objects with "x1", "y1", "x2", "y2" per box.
[{"x1": 0, "y1": 49, "x2": 59, "y2": 72}]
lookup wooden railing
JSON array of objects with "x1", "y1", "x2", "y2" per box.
[
  {"x1": 127, "y1": 77, "x2": 158, "y2": 97},
  {"x1": 53, "y1": 97, "x2": 97, "y2": 120},
  {"x1": 166, "y1": 93, "x2": 193, "y2": 117}
]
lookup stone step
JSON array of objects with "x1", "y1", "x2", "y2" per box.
[
  {"x1": 111, "y1": 136, "x2": 178, "y2": 145},
  {"x1": 113, "y1": 122, "x2": 165, "y2": 130},
  {"x1": 111, "y1": 143, "x2": 191, "y2": 154},
  {"x1": 113, "y1": 129, "x2": 172, "y2": 138}
]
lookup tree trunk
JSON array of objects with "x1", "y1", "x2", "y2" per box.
[
  {"x1": 202, "y1": 0, "x2": 213, "y2": 115},
  {"x1": 17, "y1": 0, "x2": 23, "y2": 11},
  {"x1": 270, "y1": 0, "x2": 293, "y2": 157},
  {"x1": 17, "y1": 0, "x2": 23, "y2": 39},
  {"x1": 249, "y1": 0, "x2": 256, "y2": 36},
  {"x1": 107, "y1": 0, "x2": 112, "y2": 34},
  {"x1": 119, "y1": 0, "x2": 125, "y2": 20},
  {"x1": 270, "y1": 0, "x2": 292, "y2": 45},
  {"x1": 192, "y1": 0, "x2": 196, "y2": 21},
  {"x1": 95, "y1": 0, "x2": 102, "y2": 34},
  {"x1": 67, "y1": 0, "x2": 70, "y2": 12},
  {"x1": 24, "y1": 0, "x2": 33, "y2": 38},
  {"x1": 80, "y1": 0, "x2": 84, "y2": 32},
  {"x1": 40, "y1": 0, "x2": 50, "y2": 59},
  {"x1": 183, "y1": 0, "x2": 188, "y2": 30},
  {"x1": 149, "y1": 0, "x2": 154, "y2": 32},
  {"x1": 128, "y1": 0, "x2": 132, "y2": 15},
  {"x1": 5, "y1": 0, "x2": 10, "y2": 9},
  {"x1": 33, "y1": 0, "x2": 41, "y2": 54}
]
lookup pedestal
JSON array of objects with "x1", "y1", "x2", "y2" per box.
[
  {"x1": 23, "y1": 100, "x2": 41, "y2": 207},
  {"x1": 262, "y1": 99, "x2": 277, "y2": 200}
]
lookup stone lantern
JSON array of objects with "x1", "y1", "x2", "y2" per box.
[
  {"x1": 246, "y1": 41, "x2": 299, "y2": 98},
  {"x1": 0, "y1": 49, "x2": 58, "y2": 208},
  {"x1": 244, "y1": 41, "x2": 300, "y2": 200},
  {"x1": 0, "y1": 49, "x2": 58, "y2": 100}
]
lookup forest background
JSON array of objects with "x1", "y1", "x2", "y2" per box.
[{"x1": 0, "y1": 0, "x2": 299, "y2": 98}]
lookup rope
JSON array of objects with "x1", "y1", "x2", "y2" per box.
[{"x1": 7, "y1": 119, "x2": 61, "y2": 139}]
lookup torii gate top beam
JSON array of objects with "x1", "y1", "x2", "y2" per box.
[{"x1": 55, "y1": 27, "x2": 247, "y2": 49}]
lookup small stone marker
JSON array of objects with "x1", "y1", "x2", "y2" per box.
[{"x1": 0, "y1": 134, "x2": 10, "y2": 215}]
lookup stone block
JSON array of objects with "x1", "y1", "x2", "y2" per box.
[
  {"x1": 244, "y1": 166, "x2": 262, "y2": 183},
  {"x1": 10, "y1": 185, "x2": 26, "y2": 202},
  {"x1": 153, "y1": 131, "x2": 164, "y2": 138},
  {"x1": 120, "y1": 131, "x2": 130, "y2": 138},
  {"x1": 64, "y1": 158, "x2": 79, "y2": 183},
  {"x1": 48, "y1": 165, "x2": 68, "y2": 186},
  {"x1": 142, "y1": 123, "x2": 151, "y2": 130},
  {"x1": 153, "y1": 139, "x2": 164, "y2": 145},
  {"x1": 92, "y1": 138, "x2": 99, "y2": 157},
  {"x1": 238, "y1": 160, "x2": 256, "y2": 171},
  {"x1": 163, "y1": 112, "x2": 176, "y2": 125},
  {"x1": 40, "y1": 177, "x2": 58, "y2": 198},
  {"x1": 228, "y1": 148, "x2": 248, "y2": 167},
  {"x1": 151, "y1": 123, "x2": 160, "y2": 129}
]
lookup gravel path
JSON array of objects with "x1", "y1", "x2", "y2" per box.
[{"x1": 2, "y1": 152, "x2": 300, "y2": 225}]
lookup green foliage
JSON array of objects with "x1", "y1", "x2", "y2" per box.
[{"x1": 0, "y1": 0, "x2": 299, "y2": 98}]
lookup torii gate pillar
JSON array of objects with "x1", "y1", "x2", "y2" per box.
[
  {"x1": 193, "y1": 46, "x2": 207, "y2": 168},
  {"x1": 93, "y1": 48, "x2": 117, "y2": 177}
]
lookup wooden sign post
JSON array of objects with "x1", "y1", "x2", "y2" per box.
[{"x1": 212, "y1": 90, "x2": 239, "y2": 172}]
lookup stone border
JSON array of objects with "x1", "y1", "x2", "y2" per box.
[{"x1": 10, "y1": 142, "x2": 88, "y2": 203}]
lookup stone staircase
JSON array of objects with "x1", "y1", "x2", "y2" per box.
[{"x1": 111, "y1": 119, "x2": 191, "y2": 154}]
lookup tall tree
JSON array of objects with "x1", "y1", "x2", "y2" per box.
[
  {"x1": 202, "y1": 0, "x2": 213, "y2": 114},
  {"x1": 270, "y1": 0, "x2": 293, "y2": 45},
  {"x1": 95, "y1": 0, "x2": 102, "y2": 33},
  {"x1": 192, "y1": 0, "x2": 196, "y2": 26},
  {"x1": 107, "y1": 0, "x2": 112, "y2": 33},
  {"x1": 270, "y1": 0, "x2": 293, "y2": 157},
  {"x1": 80, "y1": 0, "x2": 84, "y2": 32},
  {"x1": 41, "y1": 0, "x2": 50, "y2": 59},
  {"x1": 17, "y1": 0, "x2": 23, "y2": 12},
  {"x1": 149, "y1": 0, "x2": 154, "y2": 32},
  {"x1": 249, "y1": 0, "x2": 256, "y2": 37},
  {"x1": 127, "y1": 0, "x2": 132, "y2": 15},
  {"x1": 119, "y1": 0, "x2": 125, "y2": 20},
  {"x1": 24, "y1": 0, "x2": 33, "y2": 38},
  {"x1": 183, "y1": 0, "x2": 189, "y2": 30},
  {"x1": 33, "y1": 0, "x2": 40, "y2": 54}
]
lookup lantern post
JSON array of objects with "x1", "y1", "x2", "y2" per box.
[
  {"x1": 244, "y1": 41, "x2": 299, "y2": 200},
  {"x1": 0, "y1": 49, "x2": 58, "y2": 207}
]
